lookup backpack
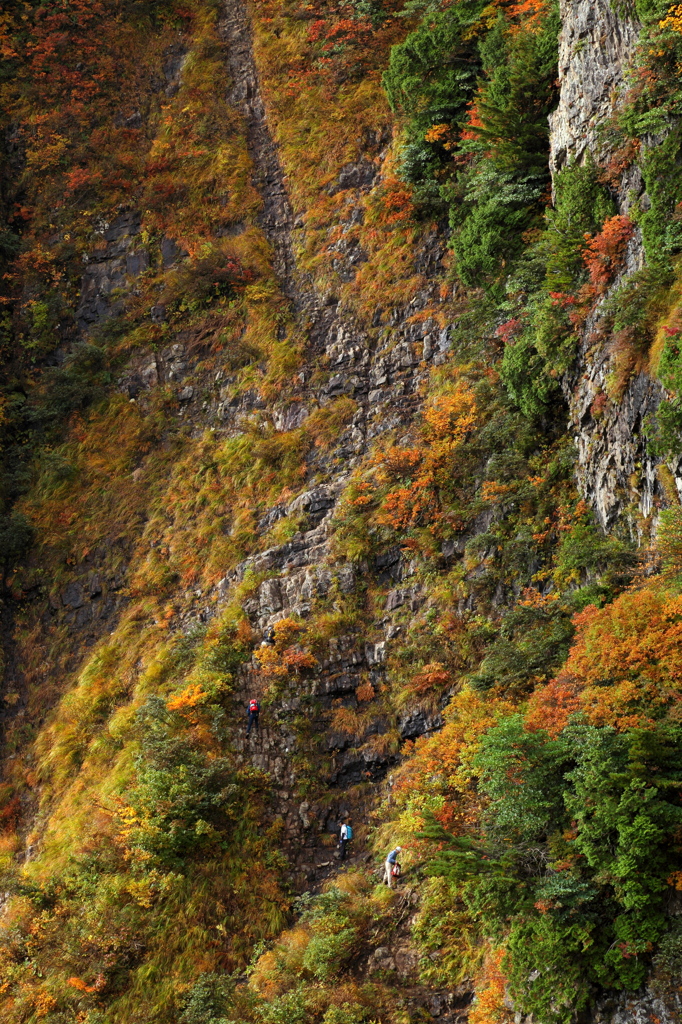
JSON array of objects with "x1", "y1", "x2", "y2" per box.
[
  {"x1": 345, "y1": 825, "x2": 353, "y2": 840},
  {"x1": 249, "y1": 699, "x2": 259, "y2": 713}
]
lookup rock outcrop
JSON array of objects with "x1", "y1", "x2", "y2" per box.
[{"x1": 549, "y1": 0, "x2": 669, "y2": 534}]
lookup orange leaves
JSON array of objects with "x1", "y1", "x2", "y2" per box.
[
  {"x1": 528, "y1": 588, "x2": 682, "y2": 733},
  {"x1": 356, "y1": 680, "x2": 375, "y2": 702},
  {"x1": 425, "y1": 123, "x2": 451, "y2": 144},
  {"x1": 32, "y1": 990, "x2": 58, "y2": 1018},
  {"x1": 582, "y1": 215, "x2": 635, "y2": 291},
  {"x1": 460, "y1": 96, "x2": 486, "y2": 143},
  {"x1": 373, "y1": 380, "x2": 477, "y2": 535},
  {"x1": 382, "y1": 447, "x2": 421, "y2": 477},
  {"x1": 378, "y1": 484, "x2": 440, "y2": 532},
  {"x1": 507, "y1": 0, "x2": 551, "y2": 26},
  {"x1": 408, "y1": 662, "x2": 452, "y2": 698},
  {"x1": 469, "y1": 947, "x2": 513, "y2": 1024},
  {"x1": 568, "y1": 589, "x2": 682, "y2": 688},
  {"x1": 480, "y1": 480, "x2": 514, "y2": 504},
  {"x1": 378, "y1": 175, "x2": 416, "y2": 227},
  {"x1": 525, "y1": 674, "x2": 581, "y2": 738},
  {"x1": 166, "y1": 682, "x2": 208, "y2": 714},
  {"x1": 67, "y1": 974, "x2": 106, "y2": 995},
  {"x1": 425, "y1": 122, "x2": 458, "y2": 151},
  {"x1": 394, "y1": 685, "x2": 516, "y2": 804},
  {"x1": 254, "y1": 617, "x2": 318, "y2": 679},
  {"x1": 0, "y1": 794, "x2": 21, "y2": 834},
  {"x1": 330, "y1": 703, "x2": 364, "y2": 737}
]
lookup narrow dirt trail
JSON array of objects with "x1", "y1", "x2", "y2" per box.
[{"x1": 220, "y1": 0, "x2": 299, "y2": 299}]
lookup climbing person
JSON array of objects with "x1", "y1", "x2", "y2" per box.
[
  {"x1": 338, "y1": 819, "x2": 353, "y2": 861},
  {"x1": 247, "y1": 697, "x2": 260, "y2": 736},
  {"x1": 260, "y1": 625, "x2": 275, "y2": 647},
  {"x1": 383, "y1": 846, "x2": 401, "y2": 887}
]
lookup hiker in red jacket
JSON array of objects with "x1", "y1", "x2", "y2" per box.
[{"x1": 247, "y1": 697, "x2": 260, "y2": 736}]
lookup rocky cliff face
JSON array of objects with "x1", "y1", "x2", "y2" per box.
[
  {"x1": 2, "y1": 1, "x2": 682, "y2": 1022},
  {"x1": 551, "y1": 0, "x2": 669, "y2": 535},
  {"x1": 5, "y1": 0, "x2": 452, "y2": 887}
]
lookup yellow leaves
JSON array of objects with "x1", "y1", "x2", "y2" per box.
[
  {"x1": 272, "y1": 617, "x2": 305, "y2": 648},
  {"x1": 660, "y1": 4, "x2": 682, "y2": 33},
  {"x1": 423, "y1": 385, "x2": 477, "y2": 451},
  {"x1": 424, "y1": 123, "x2": 455, "y2": 150},
  {"x1": 124, "y1": 870, "x2": 174, "y2": 908},
  {"x1": 116, "y1": 804, "x2": 141, "y2": 847}
]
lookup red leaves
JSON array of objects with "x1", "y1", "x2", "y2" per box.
[
  {"x1": 379, "y1": 175, "x2": 415, "y2": 227},
  {"x1": 494, "y1": 318, "x2": 521, "y2": 344},
  {"x1": 582, "y1": 215, "x2": 635, "y2": 290}
]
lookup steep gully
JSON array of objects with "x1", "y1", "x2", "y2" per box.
[
  {"x1": 213, "y1": 6, "x2": 475, "y2": 1019},
  {"x1": 209, "y1": 0, "x2": 459, "y2": 894}
]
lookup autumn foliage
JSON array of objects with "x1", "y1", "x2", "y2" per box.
[
  {"x1": 529, "y1": 588, "x2": 682, "y2": 732},
  {"x1": 582, "y1": 215, "x2": 635, "y2": 291},
  {"x1": 373, "y1": 378, "x2": 478, "y2": 533}
]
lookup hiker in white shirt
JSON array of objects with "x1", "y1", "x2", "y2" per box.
[{"x1": 339, "y1": 819, "x2": 352, "y2": 861}]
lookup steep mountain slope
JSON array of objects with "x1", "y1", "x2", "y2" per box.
[{"x1": 1, "y1": 1, "x2": 682, "y2": 1023}]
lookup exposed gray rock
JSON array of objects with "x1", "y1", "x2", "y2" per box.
[
  {"x1": 549, "y1": 0, "x2": 640, "y2": 178},
  {"x1": 399, "y1": 707, "x2": 443, "y2": 741},
  {"x1": 287, "y1": 486, "x2": 336, "y2": 523},
  {"x1": 330, "y1": 160, "x2": 378, "y2": 194},
  {"x1": 367, "y1": 946, "x2": 395, "y2": 974},
  {"x1": 590, "y1": 986, "x2": 682, "y2": 1024},
  {"x1": 272, "y1": 403, "x2": 309, "y2": 432},
  {"x1": 160, "y1": 235, "x2": 186, "y2": 268},
  {"x1": 548, "y1": 0, "x2": 672, "y2": 534}
]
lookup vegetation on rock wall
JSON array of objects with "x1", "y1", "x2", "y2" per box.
[{"x1": 0, "y1": 1, "x2": 682, "y2": 1023}]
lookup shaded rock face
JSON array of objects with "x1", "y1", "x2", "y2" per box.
[
  {"x1": 77, "y1": 211, "x2": 144, "y2": 331},
  {"x1": 549, "y1": 0, "x2": 669, "y2": 534}
]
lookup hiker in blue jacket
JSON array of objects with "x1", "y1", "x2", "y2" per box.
[{"x1": 383, "y1": 846, "x2": 401, "y2": 887}]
